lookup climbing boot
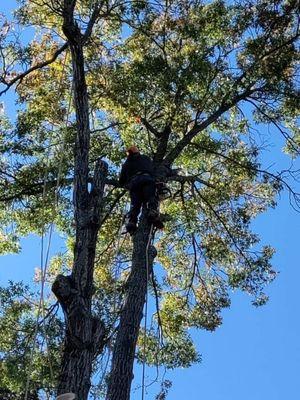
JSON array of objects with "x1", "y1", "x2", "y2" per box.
[
  {"x1": 156, "y1": 182, "x2": 171, "y2": 200},
  {"x1": 152, "y1": 218, "x2": 164, "y2": 230},
  {"x1": 147, "y1": 209, "x2": 159, "y2": 222},
  {"x1": 147, "y1": 210, "x2": 164, "y2": 229},
  {"x1": 125, "y1": 222, "x2": 137, "y2": 235},
  {"x1": 159, "y1": 213, "x2": 172, "y2": 222}
]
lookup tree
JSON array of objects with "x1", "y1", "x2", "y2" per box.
[{"x1": 0, "y1": 0, "x2": 299, "y2": 399}]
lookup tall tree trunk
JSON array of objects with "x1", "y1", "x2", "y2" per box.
[
  {"x1": 52, "y1": 8, "x2": 107, "y2": 399},
  {"x1": 52, "y1": 157, "x2": 107, "y2": 399},
  {"x1": 106, "y1": 214, "x2": 157, "y2": 400}
]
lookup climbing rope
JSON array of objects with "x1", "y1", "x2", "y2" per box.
[
  {"x1": 40, "y1": 81, "x2": 73, "y2": 384},
  {"x1": 141, "y1": 223, "x2": 154, "y2": 400},
  {"x1": 24, "y1": 52, "x2": 72, "y2": 400},
  {"x1": 24, "y1": 157, "x2": 52, "y2": 400}
]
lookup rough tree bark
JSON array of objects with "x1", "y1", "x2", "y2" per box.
[
  {"x1": 52, "y1": 157, "x2": 107, "y2": 398},
  {"x1": 106, "y1": 214, "x2": 157, "y2": 400},
  {"x1": 52, "y1": 2, "x2": 107, "y2": 398}
]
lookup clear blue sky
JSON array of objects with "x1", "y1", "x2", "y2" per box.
[{"x1": 0, "y1": 2, "x2": 299, "y2": 400}]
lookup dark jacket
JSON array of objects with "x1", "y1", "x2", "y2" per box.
[{"x1": 119, "y1": 153, "x2": 155, "y2": 187}]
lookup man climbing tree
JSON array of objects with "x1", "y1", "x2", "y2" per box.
[
  {"x1": 0, "y1": 1, "x2": 299, "y2": 400},
  {"x1": 119, "y1": 145, "x2": 163, "y2": 234}
]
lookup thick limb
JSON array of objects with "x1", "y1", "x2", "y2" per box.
[{"x1": 106, "y1": 214, "x2": 157, "y2": 400}]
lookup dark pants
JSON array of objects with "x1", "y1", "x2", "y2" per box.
[{"x1": 127, "y1": 175, "x2": 158, "y2": 224}]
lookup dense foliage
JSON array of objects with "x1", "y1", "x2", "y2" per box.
[{"x1": 0, "y1": 0, "x2": 299, "y2": 397}]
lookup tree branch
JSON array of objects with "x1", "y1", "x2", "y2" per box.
[
  {"x1": 166, "y1": 174, "x2": 214, "y2": 189},
  {"x1": 164, "y1": 88, "x2": 256, "y2": 165},
  {"x1": 140, "y1": 117, "x2": 161, "y2": 138},
  {"x1": 246, "y1": 98, "x2": 300, "y2": 156},
  {"x1": 0, "y1": 42, "x2": 68, "y2": 97},
  {"x1": 83, "y1": 1, "x2": 106, "y2": 42}
]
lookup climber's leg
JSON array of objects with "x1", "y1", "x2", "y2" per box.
[
  {"x1": 142, "y1": 180, "x2": 164, "y2": 229},
  {"x1": 142, "y1": 179, "x2": 157, "y2": 213},
  {"x1": 126, "y1": 188, "x2": 142, "y2": 234}
]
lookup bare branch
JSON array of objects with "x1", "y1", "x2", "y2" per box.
[
  {"x1": 246, "y1": 98, "x2": 300, "y2": 156},
  {"x1": 91, "y1": 122, "x2": 123, "y2": 134},
  {"x1": 190, "y1": 142, "x2": 300, "y2": 211},
  {"x1": 195, "y1": 187, "x2": 254, "y2": 270},
  {"x1": 166, "y1": 174, "x2": 214, "y2": 189}
]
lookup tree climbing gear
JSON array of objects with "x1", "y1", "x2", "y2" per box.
[
  {"x1": 56, "y1": 393, "x2": 76, "y2": 400},
  {"x1": 124, "y1": 205, "x2": 164, "y2": 234},
  {"x1": 147, "y1": 208, "x2": 164, "y2": 229},
  {"x1": 141, "y1": 224, "x2": 154, "y2": 400},
  {"x1": 155, "y1": 181, "x2": 172, "y2": 201}
]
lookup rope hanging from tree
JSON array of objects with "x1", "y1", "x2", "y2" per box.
[
  {"x1": 141, "y1": 224, "x2": 155, "y2": 400},
  {"x1": 24, "y1": 51, "x2": 73, "y2": 400}
]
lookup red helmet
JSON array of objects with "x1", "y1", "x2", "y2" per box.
[{"x1": 126, "y1": 145, "x2": 139, "y2": 155}]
